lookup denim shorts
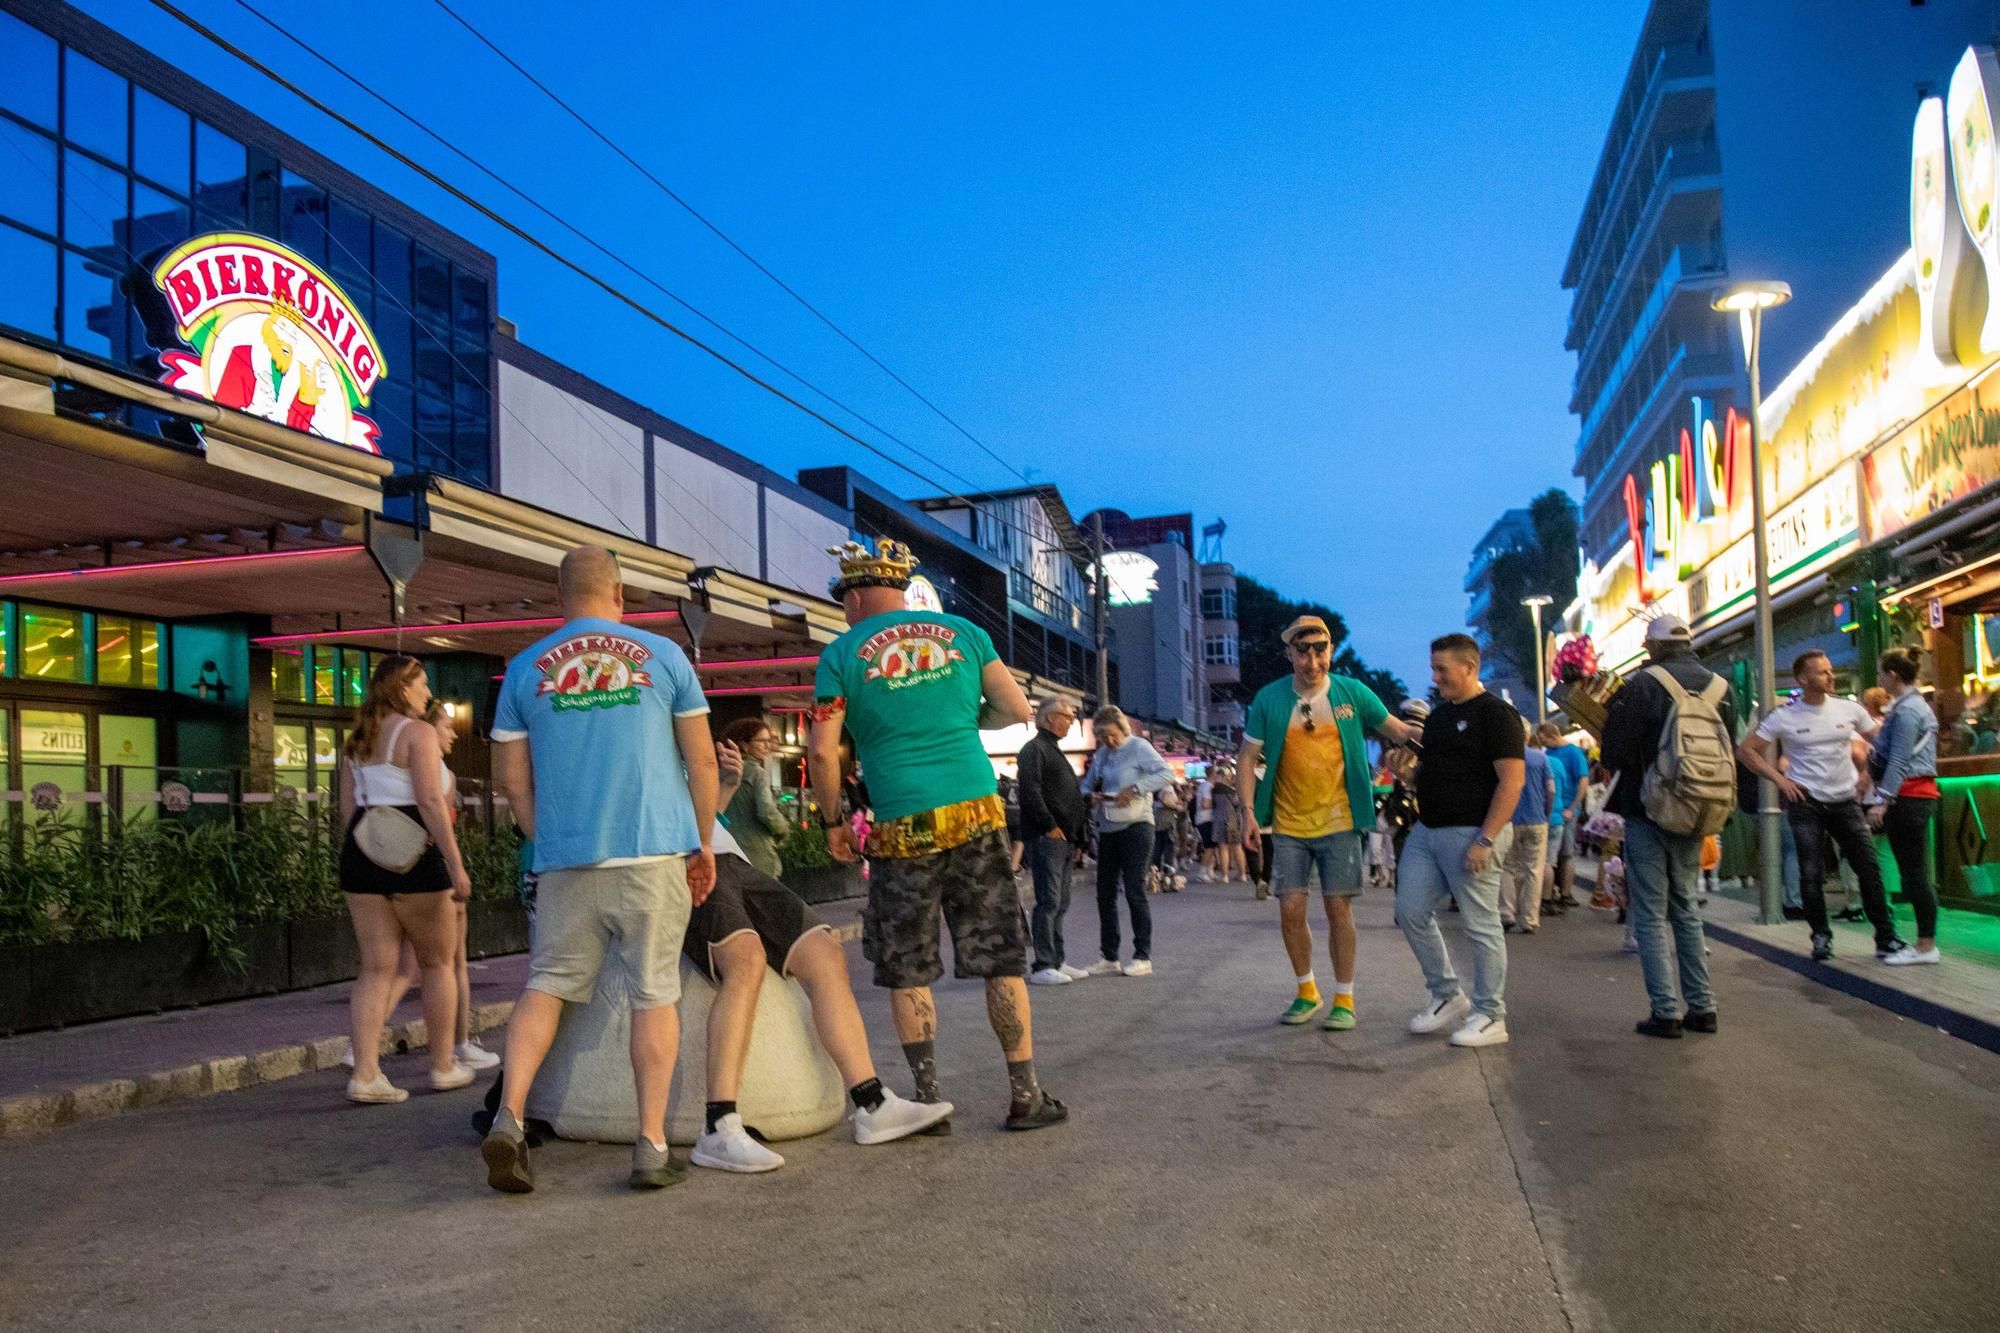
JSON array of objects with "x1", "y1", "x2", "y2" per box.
[{"x1": 1271, "y1": 831, "x2": 1365, "y2": 897}]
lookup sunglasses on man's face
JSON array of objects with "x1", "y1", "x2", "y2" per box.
[{"x1": 1291, "y1": 639, "x2": 1331, "y2": 657}]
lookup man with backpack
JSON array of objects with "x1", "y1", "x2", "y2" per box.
[{"x1": 1600, "y1": 615, "x2": 1733, "y2": 1039}]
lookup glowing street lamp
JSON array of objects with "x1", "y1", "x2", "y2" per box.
[
  {"x1": 1522, "y1": 594, "x2": 1555, "y2": 725},
  {"x1": 1713, "y1": 279, "x2": 1792, "y2": 925}
]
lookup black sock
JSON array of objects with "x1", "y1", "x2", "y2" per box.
[
  {"x1": 848, "y1": 1077, "x2": 886, "y2": 1112},
  {"x1": 704, "y1": 1100, "x2": 736, "y2": 1133},
  {"x1": 902, "y1": 1040, "x2": 941, "y2": 1103},
  {"x1": 1007, "y1": 1058, "x2": 1041, "y2": 1109}
]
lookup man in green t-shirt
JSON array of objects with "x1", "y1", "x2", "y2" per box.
[
  {"x1": 809, "y1": 539, "x2": 1069, "y2": 1133},
  {"x1": 1237, "y1": 616, "x2": 1423, "y2": 1032}
]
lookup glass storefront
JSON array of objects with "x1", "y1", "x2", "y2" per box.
[{"x1": 0, "y1": 7, "x2": 494, "y2": 482}]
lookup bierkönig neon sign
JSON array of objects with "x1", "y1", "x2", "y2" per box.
[{"x1": 1620, "y1": 397, "x2": 1754, "y2": 602}]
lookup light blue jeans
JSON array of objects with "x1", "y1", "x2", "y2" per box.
[
  {"x1": 1395, "y1": 823, "x2": 1510, "y2": 1020},
  {"x1": 1621, "y1": 817, "x2": 1715, "y2": 1019}
]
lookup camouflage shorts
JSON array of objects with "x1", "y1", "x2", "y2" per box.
[{"x1": 863, "y1": 830, "x2": 1030, "y2": 989}]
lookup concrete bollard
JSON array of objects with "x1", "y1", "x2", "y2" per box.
[{"x1": 525, "y1": 953, "x2": 846, "y2": 1146}]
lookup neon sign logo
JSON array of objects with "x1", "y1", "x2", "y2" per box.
[
  {"x1": 1623, "y1": 398, "x2": 1751, "y2": 600},
  {"x1": 150, "y1": 232, "x2": 385, "y2": 453}
]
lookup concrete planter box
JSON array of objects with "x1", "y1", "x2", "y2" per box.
[{"x1": 781, "y1": 863, "x2": 865, "y2": 906}]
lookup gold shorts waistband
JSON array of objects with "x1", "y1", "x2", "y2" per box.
[{"x1": 866, "y1": 793, "x2": 1008, "y2": 859}]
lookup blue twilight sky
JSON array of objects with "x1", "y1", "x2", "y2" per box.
[{"x1": 84, "y1": 0, "x2": 1645, "y2": 690}]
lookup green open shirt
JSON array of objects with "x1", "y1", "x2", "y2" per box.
[{"x1": 1244, "y1": 674, "x2": 1390, "y2": 833}]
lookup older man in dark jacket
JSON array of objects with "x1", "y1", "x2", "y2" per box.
[
  {"x1": 1018, "y1": 697, "x2": 1089, "y2": 984},
  {"x1": 1600, "y1": 615, "x2": 1731, "y2": 1039}
]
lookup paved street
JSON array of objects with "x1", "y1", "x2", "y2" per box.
[{"x1": 4, "y1": 882, "x2": 1998, "y2": 1332}]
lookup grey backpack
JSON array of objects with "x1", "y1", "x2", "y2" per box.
[{"x1": 1638, "y1": 666, "x2": 1735, "y2": 837}]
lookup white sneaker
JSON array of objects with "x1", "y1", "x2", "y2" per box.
[
  {"x1": 853, "y1": 1090, "x2": 955, "y2": 1145},
  {"x1": 1121, "y1": 959, "x2": 1154, "y2": 977},
  {"x1": 1621, "y1": 926, "x2": 1638, "y2": 953},
  {"x1": 691, "y1": 1113, "x2": 785, "y2": 1173},
  {"x1": 1450, "y1": 1014, "x2": 1509, "y2": 1048},
  {"x1": 1084, "y1": 958, "x2": 1123, "y2": 977},
  {"x1": 1028, "y1": 967, "x2": 1073, "y2": 986},
  {"x1": 455, "y1": 1039, "x2": 502, "y2": 1071},
  {"x1": 1058, "y1": 963, "x2": 1092, "y2": 981},
  {"x1": 1408, "y1": 993, "x2": 1472, "y2": 1035},
  {"x1": 429, "y1": 1062, "x2": 475, "y2": 1092},
  {"x1": 345, "y1": 1074, "x2": 407, "y2": 1105},
  {"x1": 1881, "y1": 945, "x2": 1942, "y2": 966}
]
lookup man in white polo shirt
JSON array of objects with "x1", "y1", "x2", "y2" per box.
[{"x1": 1739, "y1": 649, "x2": 1908, "y2": 964}]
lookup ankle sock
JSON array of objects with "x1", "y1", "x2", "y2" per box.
[
  {"x1": 902, "y1": 1040, "x2": 942, "y2": 1103},
  {"x1": 704, "y1": 1100, "x2": 736, "y2": 1133},
  {"x1": 1006, "y1": 1058, "x2": 1042, "y2": 1109},
  {"x1": 848, "y1": 1077, "x2": 886, "y2": 1112},
  {"x1": 1332, "y1": 979, "x2": 1354, "y2": 1008},
  {"x1": 1295, "y1": 973, "x2": 1320, "y2": 1002}
]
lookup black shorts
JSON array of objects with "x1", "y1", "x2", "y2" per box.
[
  {"x1": 339, "y1": 807, "x2": 450, "y2": 896},
  {"x1": 863, "y1": 830, "x2": 1030, "y2": 989},
  {"x1": 1196, "y1": 820, "x2": 1215, "y2": 849},
  {"x1": 683, "y1": 854, "x2": 830, "y2": 982}
]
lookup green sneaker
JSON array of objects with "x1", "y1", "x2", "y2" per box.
[
  {"x1": 1279, "y1": 997, "x2": 1322, "y2": 1026},
  {"x1": 1321, "y1": 1004, "x2": 1356, "y2": 1031}
]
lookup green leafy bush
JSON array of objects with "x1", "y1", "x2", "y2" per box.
[
  {"x1": 780, "y1": 821, "x2": 835, "y2": 870},
  {"x1": 0, "y1": 806, "x2": 524, "y2": 962}
]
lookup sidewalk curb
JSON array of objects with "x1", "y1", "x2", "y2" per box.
[
  {"x1": 0, "y1": 922, "x2": 862, "y2": 1140},
  {"x1": 1705, "y1": 921, "x2": 2000, "y2": 1057}
]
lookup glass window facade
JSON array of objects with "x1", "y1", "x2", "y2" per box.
[
  {"x1": 0, "y1": 602, "x2": 165, "y2": 688},
  {"x1": 95, "y1": 616, "x2": 161, "y2": 687},
  {"x1": 19, "y1": 604, "x2": 84, "y2": 682},
  {"x1": 0, "y1": 14, "x2": 495, "y2": 485},
  {"x1": 274, "y1": 646, "x2": 377, "y2": 707}
]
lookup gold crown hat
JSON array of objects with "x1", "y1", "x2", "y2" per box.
[{"x1": 828, "y1": 538, "x2": 920, "y2": 595}]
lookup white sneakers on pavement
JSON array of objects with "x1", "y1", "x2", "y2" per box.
[
  {"x1": 853, "y1": 1090, "x2": 955, "y2": 1145},
  {"x1": 429, "y1": 1062, "x2": 476, "y2": 1092},
  {"x1": 1881, "y1": 944, "x2": 1942, "y2": 966},
  {"x1": 345, "y1": 1074, "x2": 408, "y2": 1104},
  {"x1": 1121, "y1": 959, "x2": 1154, "y2": 978},
  {"x1": 1058, "y1": 963, "x2": 1092, "y2": 981},
  {"x1": 1083, "y1": 958, "x2": 1124, "y2": 977},
  {"x1": 691, "y1": 1113, "x2": 785, "y2": 1173},
  {"x1": 455, "y1": 1039, "x2": 502, "y2": 1070},
  {"x1": 1449, "y1": 1015, "x2": 1509, "y2": 1048},
  {"x1": 1408, "y1": 993, "x2": 1472, "y2": 1035},
  {"x1": 1028, "y1": 967, "x2": 1073, "y2": 985}
]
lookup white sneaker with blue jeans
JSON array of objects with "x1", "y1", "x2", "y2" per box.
[{"x1": 1395, "y1": 823, "x2": 1510, "y2": 1025}]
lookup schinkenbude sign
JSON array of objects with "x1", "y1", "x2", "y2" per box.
[
  {"x1": 1862, "y1": 356, "x2": 2000, "y2": 539},
  {"x1": 150, "y1": 232, "x2": 385, "y2": 453}
]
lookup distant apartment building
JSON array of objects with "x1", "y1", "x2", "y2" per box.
[{"x1": 1465, "y1": 508, "x2": 1536, "y2": 709}]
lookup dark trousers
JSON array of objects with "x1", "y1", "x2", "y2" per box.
[
  {"x1": 1096, "y1": 823, "x2": 1154, "y2": 961},
  {"x1": 1788, "y1": 797, "x2": 1895, "y2": 947},
  {"x1": 1028, "y1": 834, "x2": 1075, "y2": 972},
  {"x1": 1152, "y1": 825, "x2": 1177, "y2": 870},
  {"x1": 1883, "y1": 797, "x2": 1940, "y2": 941}
]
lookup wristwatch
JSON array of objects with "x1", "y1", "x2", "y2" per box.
[
  {"x1": 818, "y1": 807, "x2": 846, "y2": 830},
  {"x1": 1472, "y1": 833, "x2": 1494, "y2": 849}
]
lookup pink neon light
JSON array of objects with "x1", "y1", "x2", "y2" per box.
[
  {"x1": 254, "y1": 610, "x2": 680, "y2": 647},
  {"x1": 697, "y1": 655, "x2": 820, "y2": 671},
  {"x1": 703, "y1": 684, "x2": 813, "y2": 697},
  {"x1": 0, "y1": 545, "x2": 366, "y2": 587}
]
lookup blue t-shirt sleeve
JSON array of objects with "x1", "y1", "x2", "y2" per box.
[
  {"x1": 491, "y1": 657, "x2": 529, "y2": 740},
  {"x1": 664, "y1": 643, "x2": 708, "y2": 716}
]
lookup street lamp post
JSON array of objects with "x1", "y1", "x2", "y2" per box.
[
  {"x1": 1714, "y1": 280, "x2": 1792, "y2": 926},
  {"x1": 1522, "y1": 594, "x2": 1555, "y2": 725}
]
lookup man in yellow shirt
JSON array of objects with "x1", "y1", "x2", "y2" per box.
[{"x1": 1238, "y1": 617, "x2": 1422, "y2": 1030}]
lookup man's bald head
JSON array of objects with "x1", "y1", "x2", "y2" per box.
[{"x1": 558, "y1": 545, "x2": 624, "y2": 619}]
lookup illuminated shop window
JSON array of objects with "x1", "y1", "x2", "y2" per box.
[
  {"x1": 273, "y1": 648, "x2": 305, "y2": 703},
  {"x1": 19, "y1": 604, "x2": 83, "y2": 681},
  {"x1": 95, "y1": 616, "x2": 161, "y2": 687}
]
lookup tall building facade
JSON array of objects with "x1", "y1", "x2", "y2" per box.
[
  {"x1": 1201, "y1": 560, "x2": 1243, "y2": 743},
  {"x1": 1085, "y1": 509, "x2": 1203, "y2": 732},
  {"x1": 1566, "y1": 0, "x2": 1998, "y2": 605}
]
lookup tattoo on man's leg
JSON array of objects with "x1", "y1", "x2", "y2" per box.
[
  {"x1": 909, "y1": 989, "x2": 936, "y2": 1041},
  {"x1": 986, "y1": 980, "x2": 1026, "y2": 1052}
]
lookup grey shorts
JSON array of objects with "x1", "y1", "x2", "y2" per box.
[
  {"x1": 1272, "y1": 831, "x2": 1366, "y2": 897},
  {"x1": 684, "y1": 853, "x2": 831, "y2": 982},
  {"x1": 526, "y1": 857, "x2": 693, "y2": 1010}
]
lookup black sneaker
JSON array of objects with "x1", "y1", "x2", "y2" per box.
[
  {"x1": 1635, "y1": 1015, "x2": 1684, "y2": 1039},
  {"x1": 1004, "y1": 1092, "x2": 1070, "y2": 1132},
  {"x1": 1875, "y1": 937, "x2": 1910, "y2": 961},
  {"x1": 1835, "y1": 906, "x2": 1867, "y2": 923},
  {"x1": 1810, "y1": 933, "x2": 1834, "y2": 962},
  {"x1": 1682, "y1": 1010, "x2": 1718, "y2": 1034},
  {"x1": 1781, "y1": 905, "x2": 1807, "y2": 921}
]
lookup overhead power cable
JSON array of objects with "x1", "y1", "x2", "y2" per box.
[{"x1": 427, "y1": 0, "x2": 1036, "y2": 489}]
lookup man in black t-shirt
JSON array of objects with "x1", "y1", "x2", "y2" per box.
[{"x1": 1396, "y1": 634, "x2": 1525, "y2": 1048}]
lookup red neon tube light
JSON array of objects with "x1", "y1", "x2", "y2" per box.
[
  {"x1": 255, "y1": 610, "x2": 680, "y2": 647},
  {"x1": 0, "y1": 545, "x2": 366, "y2": 586}
]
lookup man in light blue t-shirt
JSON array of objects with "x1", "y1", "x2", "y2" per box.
[{"x1": 480, "y1": 546, "x2": 719, "y2": 1196}]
